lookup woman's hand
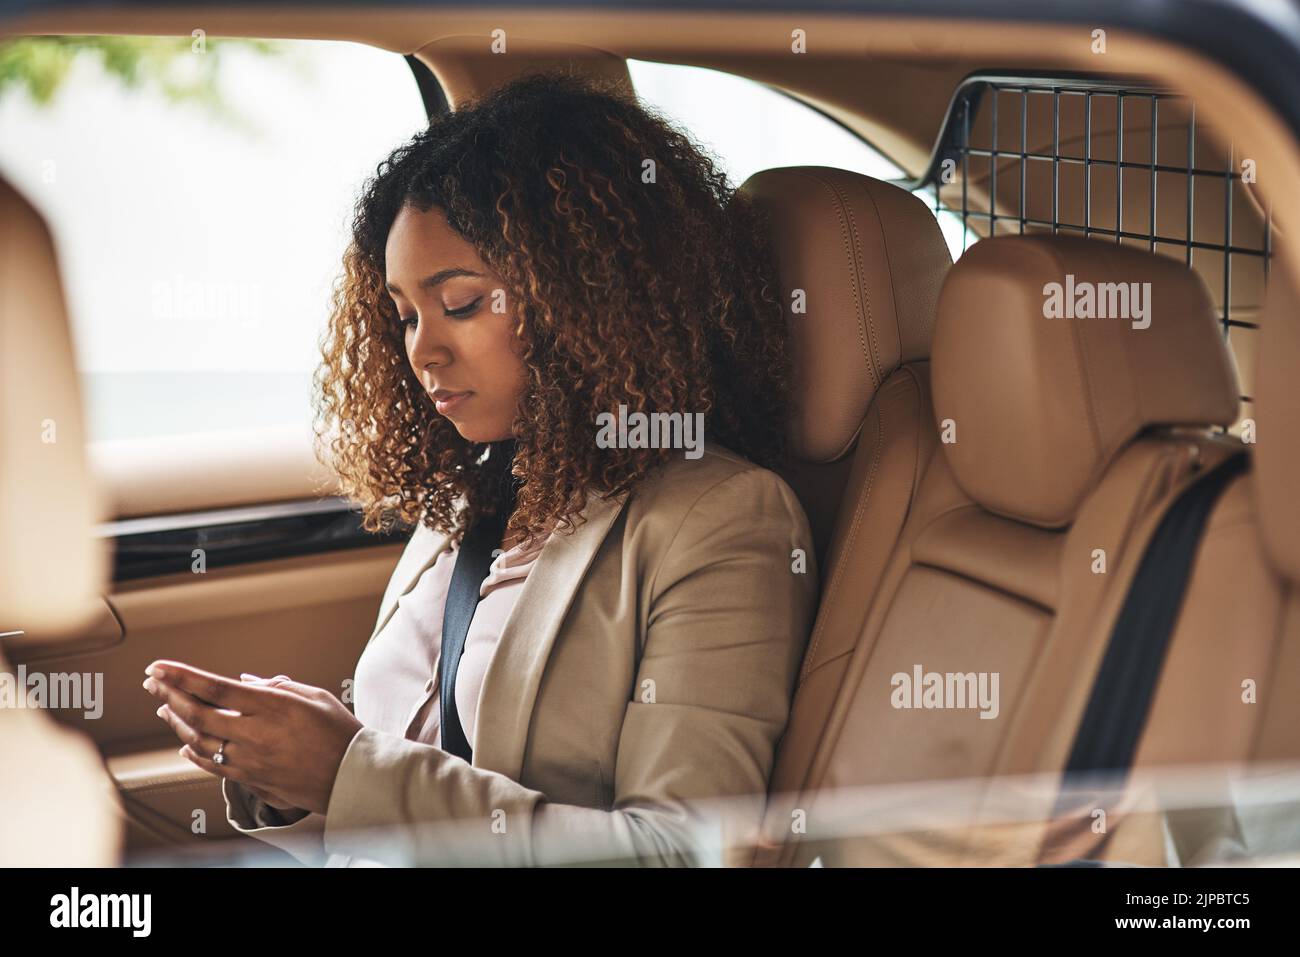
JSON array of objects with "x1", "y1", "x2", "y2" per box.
[
  {"x1": 142, "y1": 660, "x2": 363, "y2": 815},
  {"x1": 228, "y1": 676, "x2": 307, "y2": 811}
]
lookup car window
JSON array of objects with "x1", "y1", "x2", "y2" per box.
[
  {"x1": 628, "y1": 59, "x2": 902, "y2": 185},
  {"x1": 0, "y1": 36, "x2": 428, "y2": 442},
  {"x1": 628, "y1": 59, "x2": 965, "y2": 258}
]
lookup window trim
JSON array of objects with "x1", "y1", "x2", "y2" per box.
[{"x1": 107, "y1": 497, "x2": 411, "y2": 583}]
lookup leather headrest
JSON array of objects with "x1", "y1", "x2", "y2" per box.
[
  {"x1": 0, "y1": 177, "x2": 106, "y2": 631},
  {"x1": 1255, "y1": 262, "x2": 1300, "y2": 581},
  {"x1": 932, "y1": 235, "x2": 1239, "y2": 528},
  {"x1": 741, "y1": 167, "x2": 951, "y2": 463}
]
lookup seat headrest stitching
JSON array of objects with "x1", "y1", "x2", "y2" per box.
[
  {"x1": 1066, "y1": 290, "x2": 1105, "y2": 478},
  {"x1": 830, "y1": 175, "x2": 883, "y2": 391},
  {"x1": 861, "y1": 176, "x2": 907, "y2": 379},
  {"x1": 1118, "y1": 296, "x2": 1147, "y2": 429},
  {"x1": 790, "y1": 168, "x2": 878, "y2": 394},
  {"x1": 1109, "y1": 245, "x2": 1151, "y2": 430}
]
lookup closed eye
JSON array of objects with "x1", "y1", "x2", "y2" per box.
[
  {"x1": 445, "y1": 296, "x2": 483, "y2": 319},
  {"x1": 398, "y1": 295, "x2": 483, "y2": 332}
]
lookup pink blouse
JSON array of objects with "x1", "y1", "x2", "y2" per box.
[{"x1": 353, "y1": 528, "x2": 552, "y2": 753}]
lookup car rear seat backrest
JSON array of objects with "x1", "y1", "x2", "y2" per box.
[
  {"x1": 760, "y1": 234, "x2": 1241, "y2": 866},
  {"x1": 1063, "y1": 261, "x2": 1300, "y2": 866},
  {"x1": 740, "y1": 168, "x2": 952, "y2": 818},
  {"x1": 740, "y1": 166, "x2": 951, "y2": 564}
]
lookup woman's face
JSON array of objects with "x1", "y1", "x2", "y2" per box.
[{"x1": 384, "y1": 204, "x2": 526, "y2": 443}]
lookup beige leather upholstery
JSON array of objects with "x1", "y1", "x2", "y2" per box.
[
  {"x1": 758, "y1": 235, "x2": 1245, "y2": 867},
  {"x1": 0, "y1": 176, "x2": 120, "y2": 865},
  {"x1": 1255, "y1": 267, "x2": 1300, "y2": 582},
  {"x1": 932, "y1": 235, "x2": 1239, "y2": 529},
  {"x1": 741, "y1": 169, "x2": 953, "y2": 830},
  {"x1": 741, "y1": 166, "x2": 951, "y2": 582},
  {"x1": 0, "y1": 644, "x2": 123, "y2": 866},
  {"x1": 1064, "y1": 264, "x2": 1300, "y2": 866},
  {"x1": 742, "y1": 166, "x2": 951, "y2": 465},
  {"x1": 0, "y1": 178, "x2": 107, "y2": 631}
]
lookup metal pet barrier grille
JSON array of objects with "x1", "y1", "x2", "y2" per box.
[{"x1": 913, "y1": 74, "x2": 1273, "y2": 412}]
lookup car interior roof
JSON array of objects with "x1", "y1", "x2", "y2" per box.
[{"x1": 3, "y1": 7, "x2": 1297, "y2": 192}]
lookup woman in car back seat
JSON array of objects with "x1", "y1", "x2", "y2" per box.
[{"x1": 142, "y1": 70, "x2": 817, "y2": 866}]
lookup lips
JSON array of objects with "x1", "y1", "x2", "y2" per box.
[{"x1": 429, "y1": 389, "x2": 473, "y2": 414}]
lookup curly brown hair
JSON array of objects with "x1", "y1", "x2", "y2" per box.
[{"x1": 314, "y1": 69, "x2": 793, "y2": 544}]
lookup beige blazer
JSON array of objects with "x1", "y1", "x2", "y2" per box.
[{"x1": 224, "y1": 444, "x2": 817, "y2": 866}]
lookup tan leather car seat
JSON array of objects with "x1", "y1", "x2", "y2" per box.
[
  {"x1": 1046, "y1": 263, "x2": 1300, "y2": 867},
  {"x1": 757, "y1": 234, "x2": 1243, "y2": 867},
  {"x1": 0, "y1": 175, "x2": 120, "y2": 865},
  {"x1": 740, "y1": 169, "x2": 952, "y2": 823},
  {"x1": 740, "y1": 166, "x2": 952, "y2": 563}
]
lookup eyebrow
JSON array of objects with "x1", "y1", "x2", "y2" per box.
[{"x1": 385, "y1": 267, "x2": 484, "y2": 296}]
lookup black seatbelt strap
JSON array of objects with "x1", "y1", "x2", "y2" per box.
[
  {"x1": 1062, "y1": 451, "x2": 1250, "y2": 782},
  {"x1": 439, "y1": 441, "x2": 518, "y2": 763}
]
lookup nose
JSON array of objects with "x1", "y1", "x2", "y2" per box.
[{"x1": 406, "y1": 317, "x2": 453, "y2": 373}]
